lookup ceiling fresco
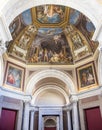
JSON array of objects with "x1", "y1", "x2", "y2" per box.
[
  {"x1": 33, "y1": 5, "x2": 68, "y2": 27},
  {"x1": 7, "y1": 4, "x2": 99, "y2": 65}
]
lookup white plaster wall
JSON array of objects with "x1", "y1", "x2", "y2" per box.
[
  {"x1": 0, "y1": 16, "x2": 12, "y2": 42},
  {"x1": 35, "y1": 91, "x2": 66, "y2": 106},
  {"x1": 31, "y1": 85, "x2": 69, "y2": 106}
]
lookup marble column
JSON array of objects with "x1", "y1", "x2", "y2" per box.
[
  {"x1": 59, "y1": 110, "x2": 63, "y2": 130},
  {"x1": 42, "y1": 116, "x2": 44, "y2": 130},
  {"x1": 16, "y1": 107, "x2": 23, "y2": 130},
  {"x1": 0, "y1": 39, "x2": 6, "y2": 86},
  {"x1": 70, "y1": 95, "x2": 79, "y2": 130},
  {"x1": 98, "y1": 45, "x2": 102, "y2": 85},
  {"x1": 67, "y1": 110, "x2": 72, "y2": 130},
  {"x1": 56, "y1": 116, "x2": 60, "y2": 130},
  {"x1": 30, "y1": 111, "x2": 35, "y2": 130},
  {"x1": 38, "y1": 109, "x2": 42, "y2": 130},
  {"x1": 0, "y1": 61, "x2": 3, "y2": 119},
  {"x1": 72, "y1": 102, "x2": 79, "y2": 130},
  {"x1": 23, "y1": 102, "x2": 30, "y2": 130}
]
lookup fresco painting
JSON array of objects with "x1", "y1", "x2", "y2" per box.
[
  {"x1": 69, "y1": 10, "x2": 81, "y2": 25},
  {"x1": 27, "y1": 31, "x2": 73, "y2": 64},
  {"x1": 36, "y1": 5, "x2": 65, "y2": 24},
  {"x1": 8, "y1": 5, "x2": 99, "y2": 65},
  {"x1": 38, "y1": 28, "x2": 63, "y2": 36},
  {"x1": 9, "y1": 9, "x2": 32, "y2": 40},
  {"x1": 21, "y1": 9, "x2": 32, "y2": 25}
]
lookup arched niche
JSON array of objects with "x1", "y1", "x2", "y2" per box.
[
  {"x1": 44, "y1": 117, "x2": 56, "y2": 128},
  {"x1": 26, "y1": 69, "x2": 76, "y2": 96},
  {"x1": 31, "y1": 85, "x2": 69, "y2": 106}
]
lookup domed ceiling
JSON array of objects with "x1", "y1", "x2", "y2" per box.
[{"x1": 7, "y1": 4, "x2": 99, "y2": 65}]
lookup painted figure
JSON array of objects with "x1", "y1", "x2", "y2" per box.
[{"x1": 7, "y1": 67, "x2": 21, "y2": 88}]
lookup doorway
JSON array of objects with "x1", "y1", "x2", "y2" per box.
[
  {"x1": 44, "y1": 116, "x2": 57, "y2": 130},
  {"x1": 0, "y1": 108, "x2": 17, "y2": 130},
  {"x1": 84, "y1": 107, "x2": 102, "y2": 130}
]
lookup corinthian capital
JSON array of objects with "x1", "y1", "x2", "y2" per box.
[
  {"x1": 69, "y1": 94, "x2": 78, "y2": 103},
  {"x1": 0, "y1": 39, "x2": 7, "y2": 56}
]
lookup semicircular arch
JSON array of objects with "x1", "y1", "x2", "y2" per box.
[
  {"x1": 26, "y1": 69, "x2": 76, "y2": 95},
  {"x1": 31, "y1": 85, "x2": 69, "y2": 106}
]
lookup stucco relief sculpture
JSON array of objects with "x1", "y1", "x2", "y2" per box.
[{"x1": 0, "y1": 39, "x2": 7, "y2": 56}]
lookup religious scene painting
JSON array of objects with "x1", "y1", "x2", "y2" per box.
[
  {"x1": 4, "y1": 63, "x2": 24, "y2": 90},
  {"x1": 35, "y1": 5, "x2": 66, "y2": 24},
  {"x1": 76, "y1": 62, "x2": 97, "y2": 90},
  {"x1": 7, "y1": 5, "x2": 99, "y2": 65},
  {"x1": 69, "y1": 8, "x2": 95, "y2": 39},
  {"x1": 9, "y1": 9, "x2": 32, "y2": 40},
  {"x1": 27, "y1": 31, "x2": 73, "y2": 64}
]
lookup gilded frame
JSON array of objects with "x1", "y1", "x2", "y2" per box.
[
  {"x1": 4, "y1": 62, "x2": 25, "y2": 91},
  {"x1": 76, "y1": 62, "x2": 98, "y2": 91}
]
